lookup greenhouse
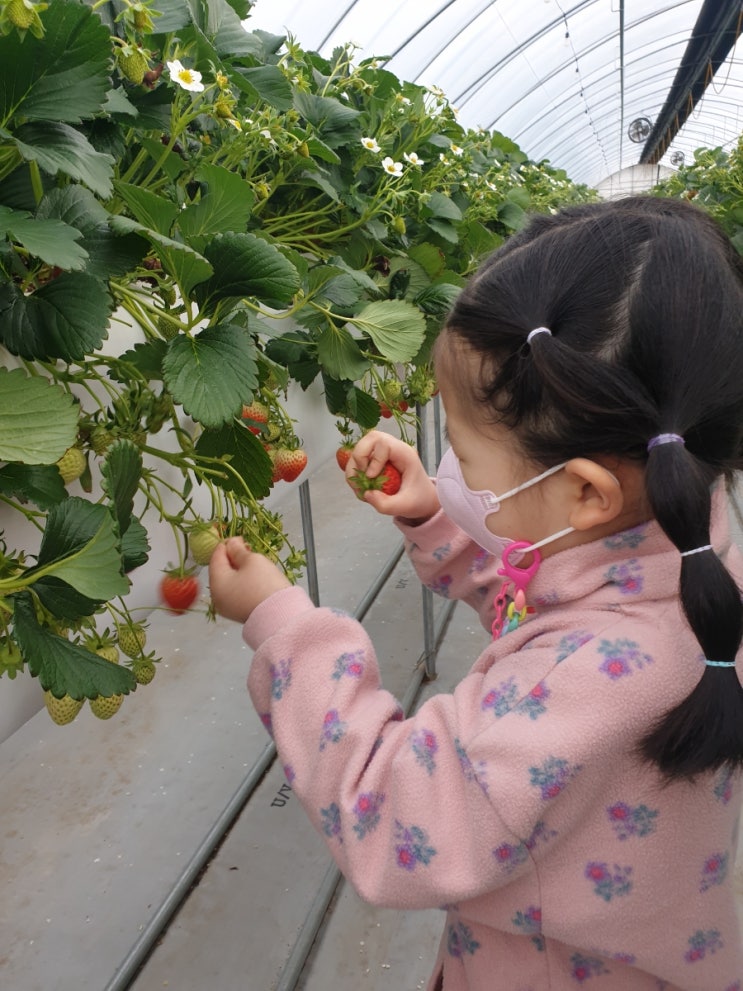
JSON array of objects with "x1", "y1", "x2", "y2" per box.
[{"x1": 2, "y1": 0, "x2": 743, "y2": 989}]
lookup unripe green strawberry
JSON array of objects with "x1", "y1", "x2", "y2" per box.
[
  {"x1": 132, "y1": 659, "x2": 156, "y2": 685},
  {"x1": 89, "y1": 694, "x2": 124, "y2": 719},
  {"x1": 392, "y1": 216, "x2": 406, "y2": 235},
  {"x1": 297, "y1": 141, "x2": 310, "y2": 157},
  {"x1": 160, "y1": 283, "x2": 177, "y2": 306},
  {"x1": 89, "y1": 425, "x2": 115, "y2": 455},
  {"x1": 117, "y1": 46, "x2": 148, "y2": 85},
  {"x1": 379, "y1": 380, "x2": 403, "y2": 405},
  {"x1": 158, "y1": 314, "x2": 180, "y2": 340},
  {"x1": 116, "y1": 623, "x2": 146, "y2": 658},
  {"x1": 44, "y1": 690, "x2": 83, "y2": 726},
  {"x1": 56, "y1": 447, "x2": 86, "y2": 484},
  {"x1": 189, "y1": 523, "x2": 222, "y2": 566},
  {"x1": 7, "y1": 0, "x2": 34, "y2": 29},
  {"x1": 95, "y1": 644, "x2": 120, "y2": 665}
]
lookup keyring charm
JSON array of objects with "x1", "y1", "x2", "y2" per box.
[{"x1": 491, "y1": 540, "x2": 541, "y2": 640}]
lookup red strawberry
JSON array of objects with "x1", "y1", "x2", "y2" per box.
[
  {"x1": 241, "y1": 401, "x2": 268, "y2": 435},
  {"x1": 274, "y1": 447, "x2": 308, "y2": 482},
  {"x1": 379, "y1": 402, "x2": 393, "y2": 419},
  {"x1": 160, "y1": 571, "x2": 200, "y2": 614},
  {"x1": 351, "y1": 460, "x2": 402, "y2": 497},
  {"x1": 336, "y1": 443, "x2": 353, "y2": 471}
]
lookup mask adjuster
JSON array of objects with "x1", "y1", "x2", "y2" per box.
[{"x1": 491, "y1": 541, "x2": 542, "y2": 639}]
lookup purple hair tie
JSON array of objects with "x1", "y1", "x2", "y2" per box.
[{"x1": 647, "y1": 433, "x2": 685, "y2": 452}]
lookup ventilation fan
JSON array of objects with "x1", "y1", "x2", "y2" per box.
[
  {"x1": 627, "y1": 117, "x2": 652, "y2": 143},
  {"x1": 670, "y1": 151, "x2": 685, "y2": 167}
]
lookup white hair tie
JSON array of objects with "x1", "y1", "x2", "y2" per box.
[{"x1": 526, "y1": 327, "x2": 552, "y2": 344}]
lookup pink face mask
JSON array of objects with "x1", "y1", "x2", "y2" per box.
[{"x1": 435, "y1": 445, "x2": 575, "y2": 558}]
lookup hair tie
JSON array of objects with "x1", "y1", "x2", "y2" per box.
[
  {"x1": 680, "y1": 544, "x2": 713, "y2": 558},
  {"x1": 705, "y1": 659, "x2": 737, "y2": 668},
  {"x1": 647, "y1": 433, "x2": 685, "y2": 451},
  {"x1": 526, "y1": 327, "x2": 552, "y2": 345}
]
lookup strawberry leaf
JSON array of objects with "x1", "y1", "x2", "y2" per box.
[
  {"x1": 26, "y1": 497, "x2": 128, "y2": 601},
  {"x1": 163, "y1": 323, "x2": 259, "y2": 428},
  {"x1": 100, "y1": 440, "x2": 142, "y2": 537},
  {"x1": 195, "y1": 422, "x2": 272, "y2": 499},
  {"x1": 13, "y1": 593, "x2": 135, "y2": 700},
  {"x1": 0, "y1": 464, "x2": 67, "y2": 510},
  {"x1": 347, "y1": 300, "x2": 426, "y2": 364},
  {"x1": 0, "y1": 273, "x2": 113, "y2": 362},
  {"x1": 0, "y1": 367, "x2": 78, "y2": 464},
  {"x1": 193, "y1": 231, "x2": 301, "y2": 311}
]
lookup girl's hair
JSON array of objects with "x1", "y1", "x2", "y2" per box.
[{"x1": 440, "y1": 195, "x2": 743, "y2": 780}]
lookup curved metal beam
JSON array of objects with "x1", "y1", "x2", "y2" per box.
[{"x1": 640, "y1": 0, "x2": 743, "y2": 163}]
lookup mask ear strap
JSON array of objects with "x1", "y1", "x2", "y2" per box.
[
  {"x1": 523, "y1": 526, "x2": 575, "y2": 554},
  {"x1": 495, "y1": 461, "x2": 567, "y2": 502}
]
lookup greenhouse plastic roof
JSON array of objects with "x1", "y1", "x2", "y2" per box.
[{"x1": 248, "y1": 0, "x2": 743, "y2": 187}]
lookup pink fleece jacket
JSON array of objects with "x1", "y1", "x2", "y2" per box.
[{"x1": 243, "y1": 489, "x2": 743, "y2": 991}]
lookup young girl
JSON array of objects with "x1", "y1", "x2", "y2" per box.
[{"x1": 209, "y1": 196, "x2": 743, "y2": 990}]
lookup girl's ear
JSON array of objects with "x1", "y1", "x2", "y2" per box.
[{"x1": 563, "y1": 457, "x2": 625, "y2": 531}]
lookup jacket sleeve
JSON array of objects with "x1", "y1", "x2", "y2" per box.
[
  {"x1": 244, "y1": 586, "x2": 670, "y2": 911},
  {"x1": 395, "y1": 506, "x2": 504, "y2": 634}
]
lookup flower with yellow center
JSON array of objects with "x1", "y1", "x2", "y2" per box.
[
  {"x1": 167, "y1": 59, "x2": 204, "y2": 93},
  {"x1": 403, "y1": 151, "x2": 424, "y2": 166},
  {"x1": 450, "y1": 144, "x2": 463, "y2": 156},
  {"x1": 360, "y1": 136, "x2": 381, "y2": 153},
  {"x1": 381, "y1": 156, "x2": 403, "y2": 177}
]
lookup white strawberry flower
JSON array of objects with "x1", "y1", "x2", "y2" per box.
[
  {"x1": 361, "y1": 136, "x2": 381, "y2": 153},
  {"x1": 167, "y1": 59, "x2": 204, "y2": 93},
  {"x1": 381, "y1": 156, "x2": 403, "y2": 177},
  {"x1": 450, "y1": 143, "x2": 464, "y2": 156},
  {"x1": 403, "y1": 151, "x2": 424, "y2": 166}
]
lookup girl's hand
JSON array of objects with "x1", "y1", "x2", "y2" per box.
[
  {"x1": 346, "y1": 430, "x2": 440, "y2": 521},
  {"x1": 208, "y1": 537, "x2": 291, "y2": 624}
]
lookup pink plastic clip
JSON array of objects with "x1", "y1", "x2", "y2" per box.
[{"x1": 491, "y1": 540, "x2": 542, "y2": 639}]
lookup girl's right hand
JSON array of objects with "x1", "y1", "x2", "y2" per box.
[{"x1": 346, "y1": 430, "x2": 441, "y2": 521}]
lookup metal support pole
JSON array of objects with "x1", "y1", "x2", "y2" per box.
[{"x1": 298, "y1": 479, "x2": 320, "y2": 606}]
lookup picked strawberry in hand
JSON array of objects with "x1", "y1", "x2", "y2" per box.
[{"x1": 350, "y1": 460, "x2": 402, "y2": 499}]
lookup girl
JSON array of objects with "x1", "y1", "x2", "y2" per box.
[{"x1": 209, "y1": 196, "x2": 743, "y2": 990}]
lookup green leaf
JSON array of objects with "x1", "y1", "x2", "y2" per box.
[
  {"x1": 0, "y1": 464, "x2": 67, "y2": 510},
  {"x1": 408, "y1": 243, "x2": 446, "y2": 279},
  {"x1": 414, "y1": 282, "x2": 461, "y2": 315},
  {"x1": 13, "y1": 594, "x2": 135, "y2": 700},
  {"x1": 0, "y1": 1, "x2": 112, "y2": 124},
  {"x1": 114, "y1": 182, "x2": 179, "y2": 236},
  {"x1": 194, "y1": 423, "x2": 273, "y2": 499},
  {"x1": 0, "y1": 367, "x2": 78, "y2": 464},
  {"x1": 164, "y1": 323, "x2": 259, "y2": 428},
  {"x1": 33, "y1": 576, "x2": 102, "y2": 621},
  {"x1": 498, "y1": 200, "x2": 527, "y2": 231},
  {"x1": 108, "y1": 215, "x2": 213, "y2": 295},
  {"x1": 205, "y1": 0, "x2": 260, "y2": 56},
  {"x1": 322, "y1": 376, "x2": 380, "y2": 428},
  {"x1": 293, "y1": 91, "x2": 362, "y2": 148},
  {"x1": 178, "y1": 163, "x2": 254, "y2": 241},
  {"x1": 102, "y1": 87, "x2": 139, "y2": 117},
  {"x1": 233, "y1": 65, "x2": 293, "y2": 111},
  {"x1": 111, "y1": 340, "x2": 167, "y2": 382},
  {"x1": 37, "y1": 186, "x2": 146, "y2": 280},
  {"x1": 0, "y1": 205, "x2": 87, "y2": 270},
  {"x1": 121, "y1": 517, "x2": 150, "y2": 573},
  {"x1": 348, "y1": 300, "x2": 426, "y2": 363},
  {"x1": 317, "y1": 325, "x2": 369, "y2": 380},
  {"x1": 306, "y1": 137, "x2": 341, "y2": 164},
  {"x1": 298, "y1": 168, "x2": 341, "y2": 203},
  {"x1": 100, "y1": 440, "x2": 143, "y2": 537},
  {"x1": 425, "y1": 217, "x2": 459, "y2": 244},
  {"x1": 194, "y1": 232, "x2": 300, "y2": 311},
  {"x1": 27, "y1": 497, "x2": 128, "y2": 600},
  {"x1": 265, "y1": 332, "x2": 321, "y2": 388},
  {"x1": 13, "y1": 122, "x2": 115, "y2": 199},
  {"x1": 0, "y1": 273, "x2": 113, "y2": 362},
  {"x1": 424, "y1": 191, "x2": 463, "y2": 222}
]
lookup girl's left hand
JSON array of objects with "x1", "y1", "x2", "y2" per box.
[{"x1": 208, "y1": 537, "x2": 291, "y2": 624}]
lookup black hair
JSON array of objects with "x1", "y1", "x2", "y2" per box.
[{"x1": 441, "y1": 195, "x2": 743, "y2": 780}]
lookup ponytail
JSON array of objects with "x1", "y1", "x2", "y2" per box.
[{"x1": 640, "y1": 441, "x2": 743, "y2": 778}]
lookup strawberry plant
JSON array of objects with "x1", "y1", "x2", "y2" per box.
[{"x1": 0, "y1": 0, "x2": 594, "y2": 725}]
